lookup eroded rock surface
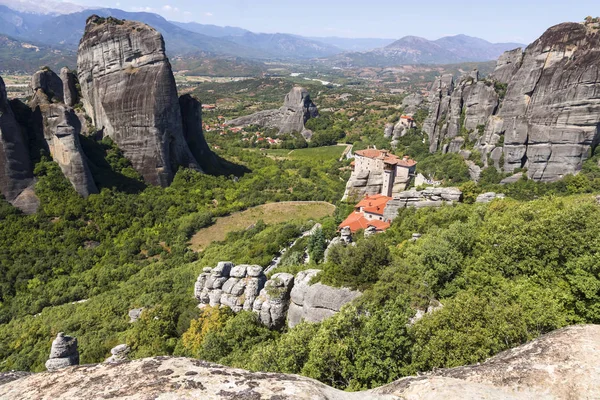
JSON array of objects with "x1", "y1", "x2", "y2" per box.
[
  {"x1": 44, "y1": 333, "x2": 79, "y2": 372},
  {"x1": 0, "y1": 76, "x2": 37, "y2": 213},
  {"x1": 2, "y1": 325, "x2": 598, "y2": 399},
  {"x1": 227, "y1": 87, "x2": 318, "y2": 138},
  {"x1": 77, "y1": 15, "x2": 199, "y2": 186},
  {"x1": 424, "y1": 21, "x2": 600, "y2": 182},
  {"x1": 383, "y1": 187, "x2": 462, "y2": 221}
]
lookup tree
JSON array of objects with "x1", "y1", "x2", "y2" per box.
[{"x1": 308, "y1": 227, "x2": 326, "y2": 264}]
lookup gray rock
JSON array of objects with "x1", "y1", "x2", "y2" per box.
[
  {"x1": 212, "y1": 261, "x2": 233, "y2": 277},
  {"x1": 179, "y1": 94, "x2": 217, "y2": 172},
  {"x1": 128, "y1": 308, "x2": 144, "y2": 323},
  {"x1": 254, "y1": 273, "x2": 294, "y2": 329},
  {"x1": 229, "y1": 265, "x2": 248, "y2": 278},
  {"x1": 45, "y1": 333, "x2": 79, "y2": 371},
  {"x1": 227, "y1": 87, "x2": 318, "y2": 135},
  {"x1": 105, "y1": 344, "x2": 130, "y2": 364},
  {"x1": 0, "y1": 76, "x2": 37, "y2": 213},
  {"x1": 246, "y1": 265, "x2": 264, "y2": 277},
  {"x1": 221, "y1": 278, "x2": 240, "y2": 294},
  {"x1": 489, "y1": 48, "x2": 523, "y2": 84},
  {"x1": 60, "y1": 67, "x2": 78, "y2": 108},
  {"x1": 30, "y1": 68, "x2": 63, "y2": 102},
  {"x1": 29, "y1": 85, "x2": 98, "y2": 198},
  {"x1": 476, "y1": 192, "x2": 506, "y2": 203},
  {"x1": 401, "y1": 93, "x2": 424, "y2": 114},
  {"x1": 77, "y1": 15, "x2": 200, "y2": 187}
]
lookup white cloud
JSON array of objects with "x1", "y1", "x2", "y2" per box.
[{"x1": 204, "y1": 12, "x2": 213, "y2": 17}]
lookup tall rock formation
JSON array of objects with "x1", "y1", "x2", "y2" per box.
[
  {"x1": 29, "y1": 68, "x2": 98, "y2": 198},
  {"x1": 424, "y1": 21, "x2": 600, "y2": 182},
  {"x1": 0, "y1": 76, "x2": 38, "y2": 213},
  {"x1": 227, "y1": 87, "x2": 319, "y2": 139},
  {"x1": 45, "y1": 333, "x2": 79, "y2": 372},
  {"x1": 60, "y1": 67, "x2": 79, "y2": 108},
  {"x1": 77, "y1": 15, "x2": 200, "y2": 186},
  {"x1": 179, "y1": 94, "x2": 216, "y2": 172}
]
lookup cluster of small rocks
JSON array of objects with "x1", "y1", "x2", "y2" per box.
[
  {"x1": 195, "y1": 262, "x2": 361, "y2": 329},
  {"x1": 45, "y1": 333, "x2": 79, "y2": 372}
]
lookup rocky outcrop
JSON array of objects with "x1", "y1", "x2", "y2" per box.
[
  {"x1": 0, "y1": 76, "x2": 37, "y2": 213},
  {"x1": 195, "y1": 262, "x2": 358, "y2": 329},
  {"x1": 77, "y1": 16, "x2": 200, "y2": 186},
  {"x1": 195, "y1": 262, "x2": 267, "y2": 312},
  {"x1": 424, "y1": 70, "x2": 499, "y2": 154},
  {"x1": 342, "y1": 169, "x2": 384, "y2": 201},
  {"x1": 45, "y1": 333, "x2": 79, "y2": 372},
  {"x1": 30, "y1": 68, "x2": 64, "y2": 102},
  {"x1": 29, "y1": 85, "x2": 98, "y2": 198},
  {"x1": 128, "y1": 308, "x2": 144, "y2": 323},
  {"x1": 227, "y1": 87, "x2": 319, "y2": 139},
  {"x1": 253, "y1": 272, "x2": 295, "y2": 329},
  {"x1": 179, "y1": 94, "x2": 216, "y2": 172},
  {"x1": 425, "y1": 21, "x2": 600, "y2": 182},
  {"x1": 288, "y1": 269, "x2": 361, "y2": 328},
  {"x1": 59, "y1": 67, "x2": 78, "y2": 108},
  {"x1": 383, "y1": 187, "x2": 462, "y2": 221},
  {"x1": 401, "y1": 93, "x2": 424, "y2": 114},
  {"x1": 105, "y1": 344, "x2": 130, "y2": 364},
  {"x1": 476, "y1": 192, "x2": 506, "y2": 203},
  {"x1": 3, "y1": 325, "x2": 599, "y2": 399}
]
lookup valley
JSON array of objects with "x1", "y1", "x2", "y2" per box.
[{"x1": 0, "y1": 3, "x2": 599, "y2": 400}]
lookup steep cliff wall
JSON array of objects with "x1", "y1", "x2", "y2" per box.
[
  {"x1": 423, "y1": 21, "x2": 600, "y2": 182},
  {"x1": 77, "y1": 16, "x2": 199, "y2": 186},
  {"x1": 0, "y1": 76, "x2": 38, "y2": 213}
]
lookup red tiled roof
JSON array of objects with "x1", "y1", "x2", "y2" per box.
[
  {"x1": 355, "y1": 149, "x2": 417, "y2": 168},
  {"x1": 401, "y1": 115, "x2": 414, "y2": 120},
  {"x1": 338, "y1": 213, "x2": 390, "y2": 233},
  {"x1": 355, "y1": 194, "x2": 392, "y2": 214}
]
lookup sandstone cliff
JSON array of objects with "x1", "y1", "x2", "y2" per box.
[
  {"x1": 423, "y1": 21, "x2": 600, "y2": 182},
  {"x1": 77, "y1": 16, "x2": 200, "y2": 186},
  {"x1": 1, "y1": 325, "x2": 598, "y2": 399},
  {"x1": 227, "y1": 87, "x2": 319, "y2": 139},
  {"x1": 0, "y1": 76, "x2": 38, "y2": 213}
]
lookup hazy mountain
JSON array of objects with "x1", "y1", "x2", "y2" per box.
[
  {"x1": 171, "y1": 21, "x2": 250, "y2": 38},
  {"x1": 0, "y1": 34, "x2": 76, "y2": 72},
  {"x1": 0, "y1": 0, "x2": 90, "y2": 15},
  {"x1": 308, "y1": 36, "x2": 396, "y2": 51},
  {"x1": 20, "y1": 9, "x2": 268, "y2": 59},
  {"x1": 0, "y1": 5, "x2": 52, "y2": 38},
  {"x1": 225, "y1": 32, "x2": 343, "y2": 59},
  {"x1": 327, "y1": 34, "x2": 524, "y2": 67}
]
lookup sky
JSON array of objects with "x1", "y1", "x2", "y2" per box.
[{"x1": 74, "y1": 0, "x2": 599, "y2": 44}]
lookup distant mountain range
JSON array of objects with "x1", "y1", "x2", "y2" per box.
[
  {"x1": 0, "y1": 0, "x2": 525, "y2": 72},
  {"x1": 327, "y1": 35, "x2": 523, "y2": 67}
]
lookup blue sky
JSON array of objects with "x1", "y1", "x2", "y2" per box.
[{"x1": 78, "y1": 0, "x2": 598, "y2": 43}]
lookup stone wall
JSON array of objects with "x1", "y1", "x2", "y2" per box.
[
  {"x1": 195, "y1": 262, "x2": 361, "y2": 329},
  {"x1": 383, "y1": 187, "x2": 462, "y2": 221}
]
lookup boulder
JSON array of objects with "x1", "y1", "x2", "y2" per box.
[
  {"x1": 45, "y1": 333, "x2": 79, "y2": 372},
  {"x1": 128, "y1": 308, "x2": 144, "y2": 323},
  {"x1": 227, "y1": 87, "x2": 318, "y2": 135},
  {"x1": 254, "y1": 273, "x2": 294, "y2": 329},
  {"x1": 77, "y1": 15, "x2": 200, "y2": 187},
  {"x1": 476, "y1": 192, "x2": 506, "y2": 203},
  {"x1": 105, "y1": 344, "x2": 130, "y2": 364}
]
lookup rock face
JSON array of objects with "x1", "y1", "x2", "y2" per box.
[
  {"x1": 59, "y1": 67, "x2": 78, "y2": 108},
  {"x1": 254, "y1": 272, "x2": 295, "y2": 329},
  {"x1": 227, "y1": 87, "x2": 319, "y2": 139},
  {"x1": 342, "y1": 169, "x2": 384, "y2": 201},
  {"x1": 29, "y1": 85, "x2": 98, "y2": 198},
  {"x1": 424, "y1": 70, "x2": 499, "y2": 154},
  {"x1": 196, "y1": 262, "x2": 358, "y2": 329},
  {"x1": 383, "y1": 187, "x2": 462, "y2": 221},
  {"x1": 0, "y1": 76, "x2": 37, "y2": 213},
  {"x1": 30, "y1": 68, "x2": 64, "y2": 102},
  {"x1": 288, "y1": 269, "x2": 361, "y2": 328},
  {"x1": 179, "y1": 94, "x2": 217, "y2": 172},
  {"x1": 401, "y1": 93, "x2": 424, "y2": 114},
  {"x1": 77, "y1": 16, "x2": 200, "y2": 186},
  {"x1": 195, "y1": 262, "x2": 267, "y2": 312},
  {"x1": 424, "y1": 21, "x2": 600, "y2": 182},
  {"x1": 45, "y1": 333, "x2": 79, "y2": 372},
  {"x1": 476, "y1": 192, "x2": 506, "y2": 203},
  {"x1": 3, "y1": 325, "x2": 599, "y2": 399}
]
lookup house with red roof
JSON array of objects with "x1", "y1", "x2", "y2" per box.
[
  {"x1": 353, "y1": 149, "x2": 417, "y2": 197},
  {"x1": 339, "y1": 194, "x2": 392, "y2": 233}
]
